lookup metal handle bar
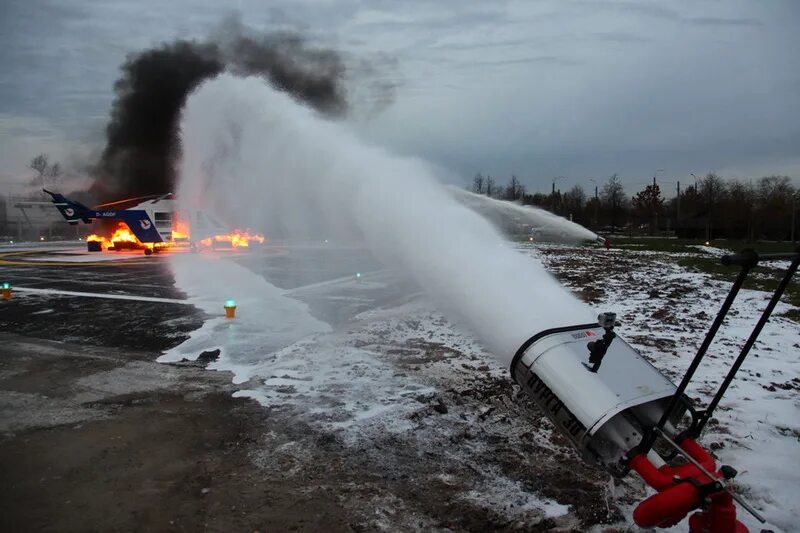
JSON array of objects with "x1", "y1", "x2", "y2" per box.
[{"x1": 721, "y1": 249, "x2": 800, "y2": 267}]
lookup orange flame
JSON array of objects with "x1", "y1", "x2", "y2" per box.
[
  {"x1": 199, "y1": 230, "x2": 265, "y2": 248},
  {"x1": 172, "y1": 218, "x2": 190, "y2": 240},
  {"x1": 86, "y1": 223, "x2": 142, "y2": 250},
  {"x1": 86, "y1": 219, "x2": 264, "y2": 252},
  {"x1": 111, "y1": 225, "x2": 139, "y2": 243}
]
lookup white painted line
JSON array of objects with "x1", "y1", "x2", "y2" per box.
[
  {"x1": 283, "y1": 269, "x2": 393, "y2": 294},
  {"x1": 8, "y1": 274, "x2": 172, "y2": 291},
  {"x1": 14, "y1": 286, "x2": 192, "y2": 305}
]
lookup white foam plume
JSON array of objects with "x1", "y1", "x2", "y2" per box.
[
  {"x1": 176, "y1": 74, "x2": 594, "y2": 365},
  {"x1": 448, "y1": 187, "x2": 599, "y2": 243}
]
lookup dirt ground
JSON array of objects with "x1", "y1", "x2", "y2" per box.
[
  {"x1": 0, "y1": 333, "x2": 623, "y2": 533},
  {"x1": 0, "y1": 249, "x2": 637, "y2": 532},
  {"x1": 0, "y1": 335, "x2": 354, "y2": 532},
  {"x1": 6, "y1": 243, "x2": 793, "y2": 532}
]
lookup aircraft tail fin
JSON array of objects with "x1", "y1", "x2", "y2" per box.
[{"x1": 43, "y1": 189, "x2": 93, "y2": 224}]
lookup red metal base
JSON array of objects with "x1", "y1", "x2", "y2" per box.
[
  {"x1": 630, "y1": 438, "x2": 748, "y2": 532},
  {"x1": 688, "y1": 492, "x2": 748, "y2": 533}
]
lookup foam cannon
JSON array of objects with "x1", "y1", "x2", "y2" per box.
[{"x1": 510, "y1": 248, "x2": 799, "y2": 532}]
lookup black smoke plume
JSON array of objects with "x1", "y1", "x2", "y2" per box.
[{"x1": 92, "y1": 21, "x2": 357, "y2": 202}]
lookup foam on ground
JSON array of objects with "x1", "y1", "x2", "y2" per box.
[{"x1": 159, "y1": 254, "x2": 331, "y2": 376}]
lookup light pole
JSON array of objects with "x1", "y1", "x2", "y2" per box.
[
  {"x1": 691, "y1": 173, "x2": 711, "y2": 241},
  {"x1": 647, "y1": 170, "x2": 664, "y2": 235},
  {"x1": 690, "y1": 173, "x2": 699, "y2": 191},
  {"x1": 552, "y1": 176, "x2": 566, "y2": 195},
  {"x1": 653, "y1": 168, "x2": 664, "y2": 187},
  {"x1": 589, "y1": 178, "x2": 599, "y2": 227},
  {"x1": 552, "y1": 176, "x2": 566, "y2": 212}
]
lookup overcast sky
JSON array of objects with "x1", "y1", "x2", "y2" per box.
[{"x1": 1, "y1": 0, "x2": 798, "y2": 195}]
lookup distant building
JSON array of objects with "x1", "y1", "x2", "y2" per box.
[{"x1": 0, "y1": 194, "x2": 75, "y2": 241}]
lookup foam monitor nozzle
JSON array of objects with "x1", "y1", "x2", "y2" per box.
[{"x1": 510, "y1": 313, "x2": 685, "y2": 476}]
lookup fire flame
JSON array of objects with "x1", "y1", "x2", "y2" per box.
[
  {"x1": 85, "y1": 220, "x2": 264, "y2": 251},
  {"x1": 86, "y1": 223, "x2": 142, "y2": 249},
  {"x1": 199, "y1": 230, "x2": 265, "y2": 248},
  {"x1": 111, "y1": 225, "x2": 139, "y2": 243},
  {"x1": 172, "y1": 218, "x2": 190, "y2": 240}
]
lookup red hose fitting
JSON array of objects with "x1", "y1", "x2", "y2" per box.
[
  {"x1": 633, "y1": 482, "x2": 701, "y2": 528},
  {"x1": 629, "y1": 454, "x2": 674, "y2": 491},
  {"x1": 680, "y1": 437, "x2": 717, "y2": 473}
]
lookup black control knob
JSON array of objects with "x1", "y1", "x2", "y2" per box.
[{"x1": 719, "y1": 465, "x2": 737, "y2": 479}]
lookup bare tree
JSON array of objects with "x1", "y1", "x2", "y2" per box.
[
  {"x1": 698, "y1": 173, "x2": 727, "y2": 207},
  {"x1": 30, "y1": 154, "x2": 49, "y2": 187},
  {"x1": 757, "y1": 176, "x2": 795, "y2": 239},
  {"x1": 563, "y1": 185, "x2": 586, "y2": 215},
  {"x1": 757, "y1": 175, "x2": 793, "y2": 204},
  {"x1": 602, "y1": 174, "x2": 626, "y2": 227},
  {"x1": 726, "y1": 179, "x2": 757, "y2": 240},
  {"x1": 505, "y1": 175, "x2": 522, "y2": 200},
  {"x1": 47, "y1": 162, "x2": 62, "y2": 184},
  {"x1": 29, "y1": 153, "x2": 63, "y2": 192},
  {"x1": 486, "y1": 175, "x2": 495, "y2": 197},
  {"x1": 698, "y1": 173, "x2": 727, "y2": 240},
  {"x1": 632, "y1": 183, "x2": 664, "y2": 234},
  {"x1": 472, "y1": 172, "x2": 484, "y2": 194}
]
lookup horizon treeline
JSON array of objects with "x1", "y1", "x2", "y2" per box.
[{"x1": 470, "y1": 172, "x2": 799, "y2": 241}]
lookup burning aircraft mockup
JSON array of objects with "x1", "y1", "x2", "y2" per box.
[{"x1": 44, "y1": 189, "x2": 264, "y2": 255}]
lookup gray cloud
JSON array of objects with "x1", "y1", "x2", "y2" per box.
[
  {"x1": 686, "y1": 17, "x2": 763, "y2": 27},
  {"x1": 456, "y1": 56, "x2": 582, "y2": 69},
  {"x1": 566, "y1": 1, "x2": 681, "y2": 21},
  {"x1": 0, "y1": 0, "x2": 798, "y2": 191},
  {"x1": 590, "y1": 32, "x2": 651, "y2": 44}
]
